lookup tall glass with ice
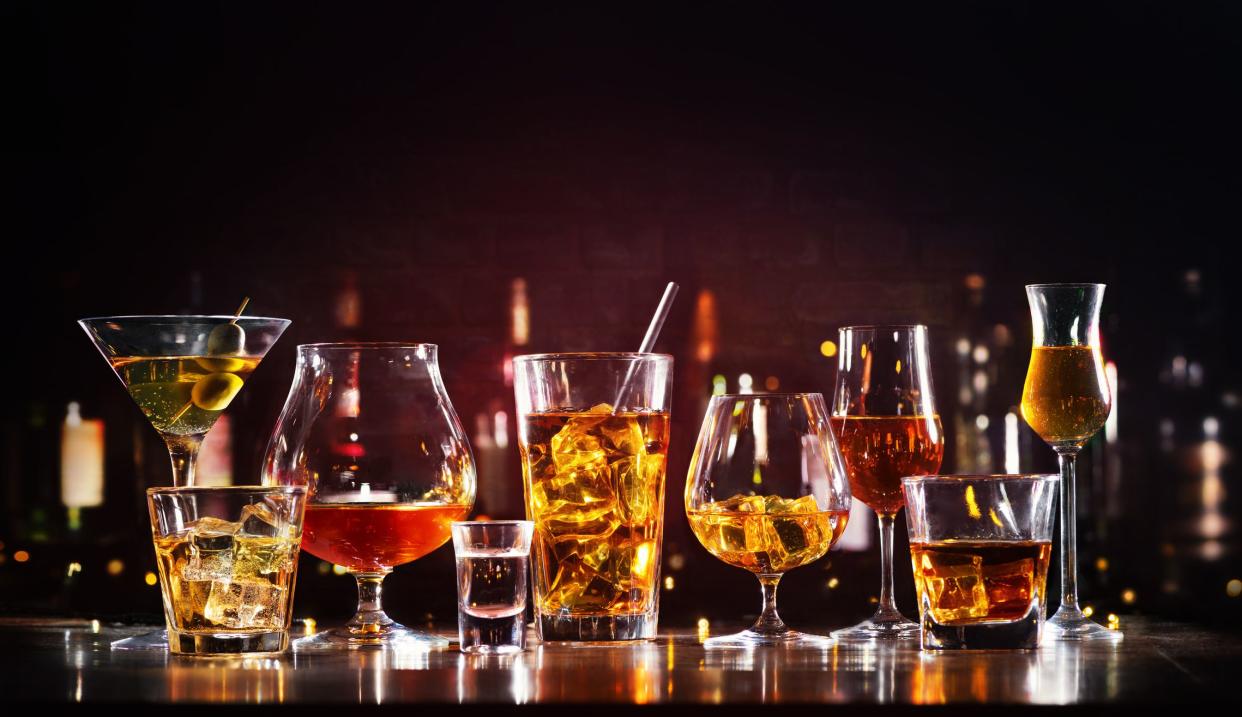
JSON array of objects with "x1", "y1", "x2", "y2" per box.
[{"x1": 513, "y1": 352, "x2": 672, "y2": 641}]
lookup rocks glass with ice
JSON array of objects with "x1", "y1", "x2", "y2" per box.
[
  {"x1": 147, "y1": 485, "x2": 307, "y2": 655},
  {"x1": 452, "y1": 520, "x2": 535, "y2": 654},
  {"x1": 902, "y1": 475, "x2": 1058, "y2": 650},
  {"x1": 513, "y1": 352, "x2": 672, "y2": 642}
]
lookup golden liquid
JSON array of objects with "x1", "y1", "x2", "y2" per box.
[
  {"x1": 687, "y1": 495, "x2": 848, "y2": 573},
  {"x1": 111, "y1": 356, "x2": 260, "y2": 436},
  {"x1": 911, "y1": 540, "x2": 1051, "y2": 625},
  {"x1": 154, "y1": 525, "x2": 300, "y2": 633},
  {"x1": 830, "y1": 415, "x2": 944, "y2": 515},
  {"x1": 1020, "y1": 346, "x2": 1110, "y2": 447},
  {"x1": 520, "y1": 407, "x2": 668, "y2": 616}
]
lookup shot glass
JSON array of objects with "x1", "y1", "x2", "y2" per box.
[
  {"x1": 452, "y1": 520, "x2": 535, "y2": 654},
  {"x1": 902, "y1": 475, "x2": 1058, "y2": 650},
  {"x1": 148, "y1": 485, "x2": 307, "y2": 655}
]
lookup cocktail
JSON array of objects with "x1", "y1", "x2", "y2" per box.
[
  {"x1": 513, "y1": 352, "x2": 672, "y2": 641},
  {"x1": 830, "y1": 325, "x2": 944, "y2": 642},
  {"x1": 685, "y1": 393, "x2": 852, "y2": 647},
  {"x1": 1021, "y1": 283, "x2": 1120, "y2": 641},
  {"x1": 265, "y1": 343, "x2": 476, "y2": 649},
  {"x1": 79, "y1": 309, "x2": 290, "y2": 651}
]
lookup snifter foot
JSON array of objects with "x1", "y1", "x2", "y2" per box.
[
  {"x1": 1047, "y1": 607, "x2": 1123, "y2": 642},
  {"x1": 704, "y1": 629, "x2": 835, "y2": 649},
  {"x1": 831, "y1": 615, "x2": 921, "y2": 642},
  {"x1": 294, "y1": 624, "x2": 451, "y2": 651}
]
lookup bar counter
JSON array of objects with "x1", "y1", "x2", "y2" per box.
[{"x1": 2, "y1": 617, "x2": 1238, "y2": 708}]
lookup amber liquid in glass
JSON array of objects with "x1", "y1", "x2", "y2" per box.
[
  {"x1": 688, "y1": 495, "x2": 848, "y2": 573},
  {"x1": 830, "y1": 415, "x2": 944, "y2": 515},
  {"x1": 1020, "y1": 346, "x2": 1110, "y2": 448},
  {"x1": 301, "y1": 503, "x2": 470, "y2": 572},
  {"x1": 520, "y1": 409, "x2": 668, "y2": 616},
  {"x1": 911, "y1": 540, "x2": 1052, "y2": 624}
]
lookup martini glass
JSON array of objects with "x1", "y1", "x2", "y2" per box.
[{"x1": 79, "y1": 314, "x2": 291, "y2": 649}]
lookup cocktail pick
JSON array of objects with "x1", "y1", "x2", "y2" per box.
[
  {"x1": 170, "y1": 297, "x2": 252, "y2": 424},
  {"x1": 612, "y1": 282, "x2": 678, "y2": 414}
]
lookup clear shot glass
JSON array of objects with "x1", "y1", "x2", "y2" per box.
[{"x1": 452, "y1": 520, "x2": 535, "y2": 654}]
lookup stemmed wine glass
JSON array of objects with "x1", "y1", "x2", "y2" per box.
[
  {"x1": 265, "y1": 343, "x2": 476, "y2": 649},
  {"x1": 685, "y1": 393, "x2": 852, "y2": 647},
  {"x1": 1020, "y1": 283, "x2": 1121, "y2": 641},
  {"x1": 830, "y1": 325, "x2": 944, "y2": 642}
]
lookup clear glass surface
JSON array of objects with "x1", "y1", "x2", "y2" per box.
[
  {"x1": 452, "y1": 521, "x2": 534, "y2": 654},
  {"x1": 685, "y1": 393, "x2": 852, "y2": 648},
  {"x1": 147, "y1": 485, "x2": 307, "y2": 655},
  {"x1": 265, "y1": 343, "x2": 477, "y2": 649},
  {"x1": 513, "y1": 352, "x2": 672, "y2": 642},
  {"x1": 1021, "y1": 283, "x2": 1122, "y2": 642},
  {"x1": 903, "y1": 475, "x2": 1058, "y2": 649},
  {"x1": 830, "y1": 325, "x2": 944, "y2": 642}
]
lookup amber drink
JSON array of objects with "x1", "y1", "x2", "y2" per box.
[
  {"x1": 903, "y1": 475, "x2": 1058, "y2": 650},
  {"x1": 514, "y1": 353, "x2": 672, "y2": 641}
]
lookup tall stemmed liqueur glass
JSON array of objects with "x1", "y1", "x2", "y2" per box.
[
  {"x1": 265, "y1": 343, "x2": 476, "y2": 649},
  {"x1": 1020, "y1": 284, "x2": 1120, "y2": 641},
  {"x1": 830, "y1": 325, "x2": 944, "y2": 642},
  {"x1": 686, "y1": 393, "x2": 852, "y2": 647}
]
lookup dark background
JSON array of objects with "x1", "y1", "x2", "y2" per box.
[{"x1": 3, "y1": 2, "x2": 1240, "y2": 630}]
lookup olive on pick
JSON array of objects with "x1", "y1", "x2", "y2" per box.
[
  {"x1": 192, "y1": 372, "x2": 244, "y2": 411},
  {"x1": 207, "y1": 321, "x2": 246, "y2": 356}
]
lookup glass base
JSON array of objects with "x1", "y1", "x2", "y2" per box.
[
  {"x1": 111, "y1": 629, "x2": 169, "y2": 652},
  {"x1": 704, "y1": 628, "x2": 834, "y2": 649},
  {"x1": 537, "y1": 612, "x2": 656, "y2": 642},
  {"x1": 169, "y1": 629, "x2": 288, "y2": 656},
  {"x1": 1046, "y1": 607, "x2": 1123, "y2": 642},
  {"x1": 831, "y1": 614, "x2": 921, "y2": 642},
  {"x1": 294, "y1": 623, "x2": 451, "y2": 651}
]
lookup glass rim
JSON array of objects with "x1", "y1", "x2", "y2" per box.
[
  {"x1": 298, "y1": 341, "x2": 437, "y2": 351},
  {"x1": 837, "y1": 324, "x2": 928, "y2": 332},
  {"x1": 451, "y1": 519, "x2": 534, "y2": 528},
  {"x1": 1025, "y1": 283, "x2": 1106, "y2": 289},
  {"x1": 512, "y1": 351, "x2": 673, "y2": 362},
  {"x1": 80, "y1": 315, "x2": 291, "y2": 324},
  {"x1": 711, "y1": 391, "x2": 825, "y2": 400},
  {"x1": 901, "y1": 474, "x2": 1058, "y2": 485},
  {"x1": 147, "y1": 485, "x2": 307, "y2": 496}
]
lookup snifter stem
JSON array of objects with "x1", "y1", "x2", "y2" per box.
[
  {"x1": 348, "y1": 572, "x2": 396, "y2": 636},
  {"x1": 876, "y1": 512, "x2": 901, "y2": 620},
  {"x1": 1054, "y1": 450, "x2": 1082, "y2": 617},
  {"x1": 753, "y1": 574, "x2": 787, "y2": 635}
]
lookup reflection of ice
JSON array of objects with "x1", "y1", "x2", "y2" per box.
[{"x1": 922, "y1": 552, "x2": 989, "y2": 622}]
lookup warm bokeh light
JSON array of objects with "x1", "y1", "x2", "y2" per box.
[
  {"x1": 1227, "y1": 579, "x2": 1242, "y2": 598},
  {"x1": 13, "y1": 550, "x2": 29, "y2": 563},
  {"x1": 144, "y1": 571, "x2": 158, "y2": 586},
  {"x1": 106, "y1": 559, "x2": 124, "y2": 576},
  {"x1": 819, "y1": 340, "x2": 837, "y2": 358},
  {"x1": 1121, "y1": 589, "x2": 1136, "y2": 604}
]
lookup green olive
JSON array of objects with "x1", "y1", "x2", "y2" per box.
[
  {"x1": 192, "y1": 372, "x2": 244, "y2": 411},
  {"x1": 207, "y1": 322, "x2": 246, "y2": 356},
  {"x1": 196, "y1": 357, "x2": 248, "y2": 372}
]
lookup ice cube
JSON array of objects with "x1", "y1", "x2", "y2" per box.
[
  {"x1": 769, "y1": 516, "x2": 810, "y2": 557},
  {"x1": 203, "y1": 579, "x2": 285, "y2": 629},
  {"x1": 921, "y1": 552, "x2": 989, "y2": 623},
  {"x1": 596, "y1": 415, "x2": 645, "y2": 456},
  {"x1": 543, "y1": 555, "x2": 617, "y2": 612},
  {"x1": 982, "y1": 558, "x2": 1035, "y2": 612},
  {"x1": 183, "y1": 525, "x2": 237, "y2": 581},
  {"x1": 551, "y1": 418, "x2": 608, "y2": 471},
  {"x1": 190, "y1": 516, "x2": 241, "y2": 536},
  {"x1": 586, "y1": 403, "x2": 614, "y2": 414},
  {"x1": 234, "y1": 535, "x2": 295, "y2": 576},
  {"x1": 239, "y1": 502, "x2": 283, "y2": 538},
  {"x1": 613, "y1": 452, "x2": 665, "y2": 523}
]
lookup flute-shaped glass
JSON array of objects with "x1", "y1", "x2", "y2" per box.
[
  {"x1": 1020, "y1": 284, "x2": 1121, "y2": 641},
  {"x1": 830, "y1": 326, "x2": 944, "y2": 642},
  {"x1": 686, "y1": 393, "x2": 852, "y2": 647}
]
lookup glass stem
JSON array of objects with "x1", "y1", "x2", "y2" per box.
[
  {"x1": 163, "y1": 434, "x2": 202, "y2": 487},
  {"x1": 752, "y1": 574, "x2": 787, "y2": 635},
  {"x1": 1056, "y1": 449, "x2": 1082, "y2": 616},
  {"x1": 875, "y1": 512, "x2": 901, "y2": 620},
  {"x1": 348, "y1": 572, "x2": 395, "y2": 635}
]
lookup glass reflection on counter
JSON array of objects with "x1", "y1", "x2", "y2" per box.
[
  {"x1": 456, "y1": 652, "x2": 532, "y2": 704},
  {"x1": 166, "y1": 657, "x2": 285, "y2": 703}
]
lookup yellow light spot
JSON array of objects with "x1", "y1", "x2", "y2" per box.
[
  {"x1": 144, "y1": 572, "x2": 158, "y2": 586},
  {"x1": 696, "y1": 617, "x2": 710, "y2": 641},
  {"x1": 869, "y1": 596, "x2": 879, "y2": 605},
  {"x1": 820, "y1": 340, "x2": 838, "y2": 358},
  {"x1": 301, "y1": 618, "x2": 318, "y2": 633},
  {"x1": 1107, "y1": 614, "x2": 1120, "y2": 630},
  {"x1": 633, "y1": 541, "x2": 654, "y2": 580},
  {"x1": 663, "y1": 576, "x2": 675, "y2": 591},
  {"x1": 827, "y1": 577, "x2": 840, "y2": 589},
  {"x1": 895, "y1": 359, "x2": 903, "y2": 374},
  {"x1": 1121, "y1": 589, "x2": 1136, "y2": 605},
  {"x1": 1095, "y1": 557, "x2": 1109, "y2": 572},
  {"x1": 752, "y1": 466, "x2": 763, "y2": 485},
  {"x1": 106, "y1": 559, "x2": 124, "y2": 576},
  {"x1": 332, "y1": 564, "x2": 348, "y2": 575},
  {"x1": 1082, "y1": 606, "x2": 1094, "y2": 618},
  {"x1": 964, "y1": 486, "x2": 982, "y2": 519},
  {"x1": 66, "y1": 561, "x2": 82, "y2": 577},
  {"x1": 764, "y1": 376, "x2": 780, "y2": 391},
  {"x1": 13, "y1": 550, "x2": 29, "y2": 563},
  {"x1": 987, "y1": 508, "x2": 1003, "y2": 528},
  {"x1": 90, "y1": 620, "x2": 100, "y2": 633},
  {"x1": 860, "y1": 344, "x2": 868, "y2": 359},
  {"x1": 1226, "y1": 579, "x2": 1242, "y2": 598}
]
